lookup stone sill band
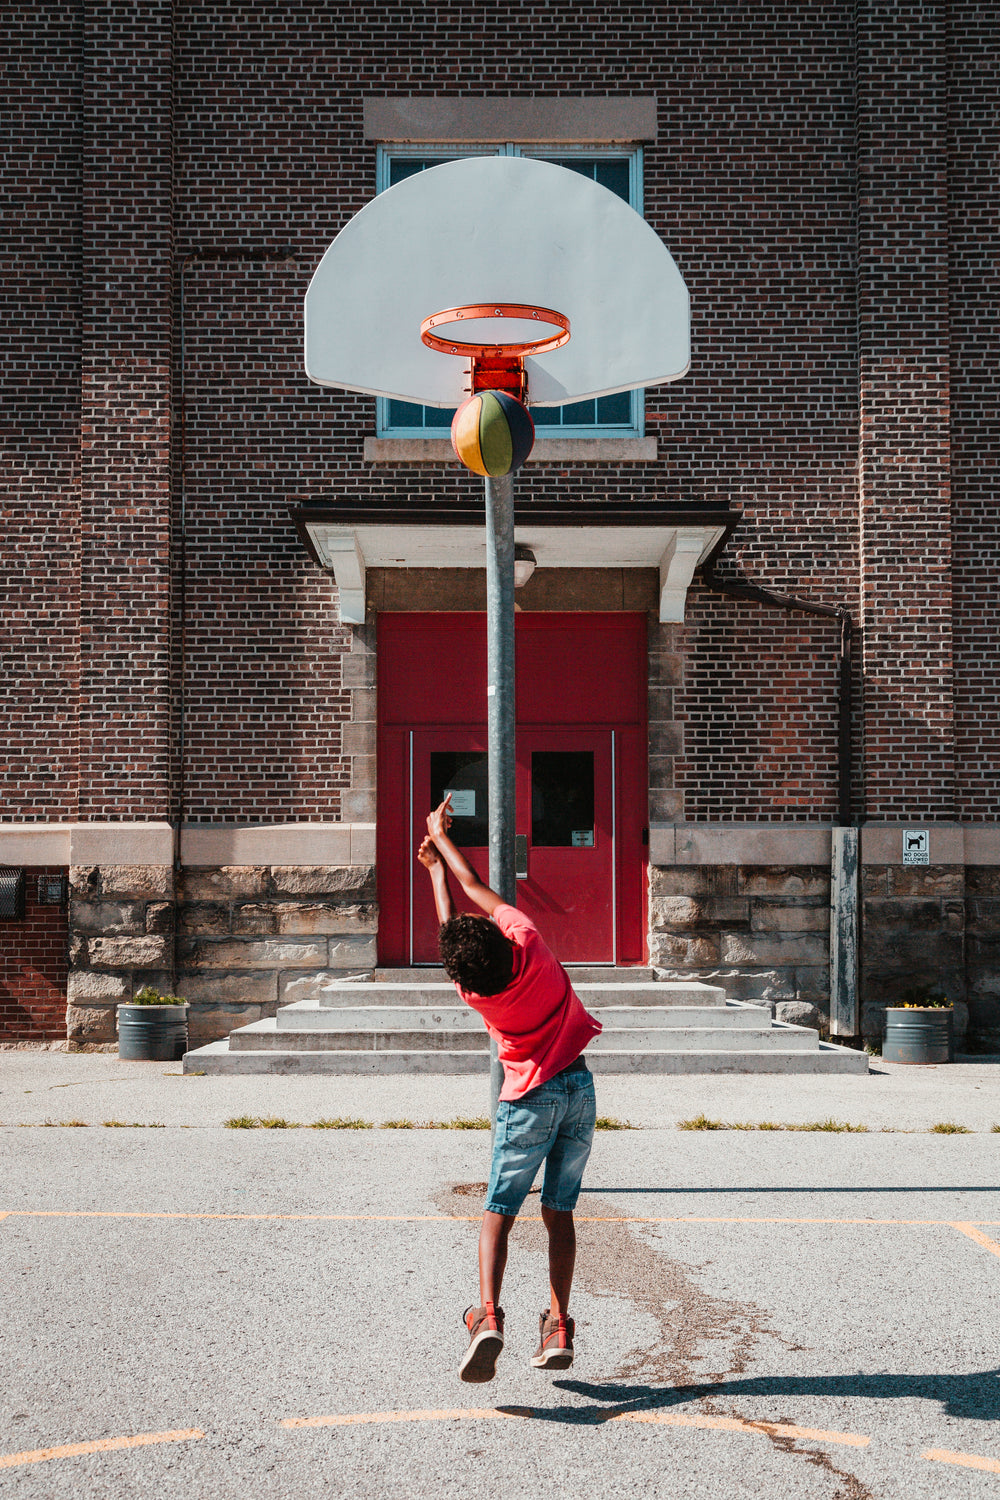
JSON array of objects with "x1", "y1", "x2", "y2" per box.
[
  {"x1": 1, "y1": 823, "x2": 998, "y2": 868},
  {"x1": 363, "y1": 438, "x2": 659, "y2": 466}
]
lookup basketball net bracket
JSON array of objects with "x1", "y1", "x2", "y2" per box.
[{"x1": 419, "y1": 302, "x2": 571, "y2": 407}]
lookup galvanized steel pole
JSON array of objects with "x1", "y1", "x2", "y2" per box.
[{"x1": 484, "y1": 473, "x2": 516, "y2": 1126}]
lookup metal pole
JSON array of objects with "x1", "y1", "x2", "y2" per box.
[{"x1": 484, "y1": 473, "x2": 516, "y2": 1126}]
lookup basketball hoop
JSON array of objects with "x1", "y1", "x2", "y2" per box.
[{"x1": 420, "y1": 303, "x2": 571, "y2": 400}]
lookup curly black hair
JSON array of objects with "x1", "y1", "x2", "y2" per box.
[{"x1": 438, "y1": 913, "x2": 515, "y2": 996}]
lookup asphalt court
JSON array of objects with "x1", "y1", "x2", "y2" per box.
[{"x1": 1, "y1": 1131, "x2": 999, "y2": 1499}]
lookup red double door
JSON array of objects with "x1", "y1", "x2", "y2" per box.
[{"x1": 377, "y1": 613, "x2": 647, "y2": 967}]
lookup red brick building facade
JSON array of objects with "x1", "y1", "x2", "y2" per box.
[{"x1": 3, "y1": 3, "x2": 998, "y2": 1049}]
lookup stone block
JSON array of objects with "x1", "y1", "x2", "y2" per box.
[
  {"x1": 269, "y1": 866, "x2": 376, "y2": 899},
  {"x1": 648, "y1": 723, "x2": 682, "y2": 756},
  {"x1": 862, "y1": 899, "x2": 943, "y2": 931},
  {"x1": 349, "y1": 755, "x2": 377, "y2": 790},
  {"x1": 69, "y1": 866, "x2": 101, "y2": 898},
  {"x1": 351, "y1": 687, "x2": 377, "y2": 722},
  {"x1": 233, "y1": 902, "x2": 378, "y2": 937},
  {"x1": 648, "y1": 755, "x2": 675, "y2": 789},
  {"x1": 650, "y1": 896, "x2": 750, "y2": 930},
  {"x1": 739, "y1": 868, "x2": 829, "y2": 898},
  {"x1": 145, "y1": 903, "x2": 175, "y2": 935},
  {"x1": 67, "y1": 970, "x2": 131, "y2": 1002},
  {"x1": 943, "y1": 900, "x2": 965, "y2": 932},
  {"x1": 179, "y1": 903, "x2": 231, "y2": 936},
  {"x1": 862, "y1": 968, "x2": 965, "y2": 1008},
  {"x1": 648, "y1": 933, "x2": 720, "y2": 967},
  {"x1": 648, "y1": 652, "x2": 683, "y2": 686},
  {"x1": 174, "y1": 971, "x2": 278, "y2": 1006},
  {"x1": 96, "y1": 866, "x2": 173, "y2": 901},
  {"x1": 342, "y1": 722, "x2": 376, "y2": 757},
  {"x1": 179, "y1": 867, "x2": 268, "y2": 900},
  {"x1": 342, "y1": 653, "x2": 375, "y2": 688},
  {"x1": 66, "y1": 1005, "x2": 117, "y2": 1043},
  {"x1": 342, "y1": 789, "x2": 377, "y2": 822},
  {"x1": 328, "y1": 935, "x2": 379, "y2": 967},
  {"x1": 751, "y1": 904, "x2": 829, "y2": 934},
  {"x1": 187, "y1": 1004, "x2": 262, "y2": 1044},
  {"x1": 668, "y1": 967, "x2": 794, "y2": 1003},
  {"x1": 862, "y1": 930, "x2": 964, "y2": 973},
  {"x1": 649, "y1": 867, "x2": 718, "y2": 898},
  {"x1": 648, "y1": 687, "x2": 675, "y2": 723},
  {"x1": 721, "y1": 932, "x2": 829, "y2": 966},
  {"x1": 965, "y1": 868, "x2": 1000, "y2": 897},
  {"x1": 775, "y1": 1000, "x2": 822, "y2": 1029},
  {"x1": 964, "y1": 901, "x2": 1000, "y2": 937},
  {"x1": 70, "y1": 900, "x2": 143, "y2": 934},
  {"x1": 860, "y1": 1000, "x2": 887, "y2": 1040},
  {"x1": 649, "y1": 789, "x2": 684, "y2": 822},
  {"x1": 861, "y1": 868, "x2": 887, "y2": 897},
  {"x1": 87, "y1": 935, "x2": 172, "y2": 970},
  {"x1": 176, "y1": 939, "x2": 327, "y2": 970},
  {"x1": 952, "y1": 1000, "x2": 970, "y2": 1038},
  {"x1": 795, "y1": 965, "x2": 832, "y2": 998},
  {"x1": 886, "y1": 866, "x2": 964, "y2": 898}
]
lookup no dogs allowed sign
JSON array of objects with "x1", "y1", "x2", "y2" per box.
[{"x1": 903, "y1": 829, "x2": 929, "y2": 865}]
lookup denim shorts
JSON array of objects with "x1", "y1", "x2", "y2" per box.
[{"x1": 485, "y1": 1057, "x2": 597, "y2": 1217}]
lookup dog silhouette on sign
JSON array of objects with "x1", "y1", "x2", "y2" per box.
[{"x1": 906, "y1": 834, "x2": 926, "y2": 851}]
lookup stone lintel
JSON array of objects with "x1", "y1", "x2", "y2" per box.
[{"x1": 363, "y1": 95, "x2": 658, "y2": 144}]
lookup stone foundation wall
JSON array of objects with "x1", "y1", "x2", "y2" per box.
[
  {"x1": 860, "y1": 865, "x2": 969, "y2": 1046},
  {"x1": 649, "y1": 864, "x2": 831, "y2": 1031},
  {"x1": 966, "y1": 869, "x2": 1000, "y2": 1049},
  {"x1": 67, "y1": 866, "x2": 176, "y2": 1044},
  {"x1": 176, "y1": 865, "x2": 377, "y2": 1043}
]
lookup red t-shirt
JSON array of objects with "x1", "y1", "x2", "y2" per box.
[{"x1": 455, "y1": 904, "x2": 602, "y2": 1101}]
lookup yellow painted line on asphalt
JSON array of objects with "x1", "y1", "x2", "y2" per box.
[
  {"x1": 951, "y1": 1222, "x2": 1000, "y2": 1260},
  {"x1": 2, "y1": 1210, "x2": 1000, "y2": 1225},
  {"x1": 280, "y1": 1405, "x2": 870, "y2": 1447},
  {"x1": 0, "y1": 1428, "x2": 204, "y2": 1470},
  {"x1": 924, "y1": 1447, "x2": 1000, "y2": 1474}
]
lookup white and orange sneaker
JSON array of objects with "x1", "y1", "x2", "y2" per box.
[
  {"x1": 459, "y1": 1302, "x2": 505, "y2": 1383},
  {"x1": 531, "y1": 1311, "x2": 574, "y2": 1370}
]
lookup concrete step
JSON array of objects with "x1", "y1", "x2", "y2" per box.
[
  {"x1": 363, "y1": 966, "x2": 659, "y2": 984},
  {"x1": 274, "y1": 1001, "x2": 768, "y2": 1033},
  {"x1": 233, "y1": 1023, "x2": 819, "y2": 1054},
  {"x1": 309, "y1": 980, "x2": 728, "y2": 1008},
  {"x1": 183, "y1": 1037, "x2": 869, "y2": 1076}
]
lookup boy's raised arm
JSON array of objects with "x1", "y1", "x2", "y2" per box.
[{"x1": 425, "y1": 796, "x2": 506, "y2": 916}]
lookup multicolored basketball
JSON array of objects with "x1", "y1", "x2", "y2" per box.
[{"x1": 450, "y1": 390, "x2": 535, "y2": 477}]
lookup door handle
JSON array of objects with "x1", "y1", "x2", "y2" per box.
[{"x1": 514, "y1": 834, "x2": 528, "y2": 880}]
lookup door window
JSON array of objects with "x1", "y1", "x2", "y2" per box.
[
  {"x1": 430, "y1": 750, "x2": 489, "y2": 846},
  {"x1": 530, "y1": 750, "x2": 595, "y2": 848}
]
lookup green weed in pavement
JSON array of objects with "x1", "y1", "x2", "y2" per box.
[
  {"x1": 929, "y1": 1121, "x2": 972, "y2": 1134},
  {"x1": 595, "y1": 1116, "x2": 636, "y2": 1130},
  {"x1": 310, "y1": 1117, "x2": 373, "y2": 1129},
  {"x1": 380, "y1": 1119, "x2": 415, "y2": 1129},
  {"x1": 678, "y1": 1114, "x2": 725, "y2": 1130},
  {"x1": 225, "y1": 1115, "x2": 260, "y2": 1129}
]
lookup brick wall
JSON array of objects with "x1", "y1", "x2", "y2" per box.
[{"x1": 0, "y1": 868, "x2": 69, "y2": 1041}]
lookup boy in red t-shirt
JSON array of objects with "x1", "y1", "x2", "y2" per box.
[{"x1": 418, "y1": 796, "x2": 601, "y2": 1383}]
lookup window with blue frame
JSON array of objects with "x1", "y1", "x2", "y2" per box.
[{"x1": 376, "y1": 145, "x2": 644, "y2": 439}]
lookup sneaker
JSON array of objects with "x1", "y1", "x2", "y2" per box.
[
  {"x1": 459, "y1": 1302, "x2": 504, "y2": 1383},
  {"x1": 531, "y1": 1310, "x2": 575, "y2": 1370}
]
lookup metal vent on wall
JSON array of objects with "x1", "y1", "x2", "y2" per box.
[{"x1": 0, "y1": 868, "x2": 26, "y2": 921}]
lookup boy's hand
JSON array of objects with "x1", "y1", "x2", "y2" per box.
[
  {"x1": 426, "y1": 794, "x2": 453, "y2": 843},
  {"x1": 417, "y1": 836, "x2": 442, "y2": 870}
]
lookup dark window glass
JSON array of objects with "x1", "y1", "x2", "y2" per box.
[
  {"x1": 430, "y1": 752, "x2": 489, "y2": 847},
  {"x1": 531, "y1": 751, "x2": 595, "y2": 847}
]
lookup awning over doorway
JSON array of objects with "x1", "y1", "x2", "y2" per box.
[{"x1": 290, "y1": 501, "x2": 739, "y2": 625}]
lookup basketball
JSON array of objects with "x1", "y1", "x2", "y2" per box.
[{"x1": 450, "y1": 390, "x2": 535, "y2": 477}]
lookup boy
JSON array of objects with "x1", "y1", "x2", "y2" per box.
[{"x1": 418, "y1": 795, "x2": 601, "y2": 1383}]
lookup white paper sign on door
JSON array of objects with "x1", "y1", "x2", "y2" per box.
[{"x1": 445, "y1": 788, "x2": 476, "y2": 818}]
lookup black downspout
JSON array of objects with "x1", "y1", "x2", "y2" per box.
[{"x1": 698, "y1": 564, "x2": 855, "y2": 828}]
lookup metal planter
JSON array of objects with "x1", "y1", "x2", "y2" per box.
[
  {"x1": 117, "y1": 1004, "x2": 189, "y2": 1061},
  {"x1": 883, "y1": 1007, "x2": 953, "y2": 1065}
]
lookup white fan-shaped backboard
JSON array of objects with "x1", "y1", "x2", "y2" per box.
[{"x1": 304, "y1": 156, "x2": 689, "y2": 408}]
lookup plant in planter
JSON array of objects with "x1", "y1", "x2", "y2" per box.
[
  {"x1": 883, "y1": 983, "x2": 953, "y2": 1065},
  {"x1": 117, "y1": 986, "x2": 189, "y2": 1061}
]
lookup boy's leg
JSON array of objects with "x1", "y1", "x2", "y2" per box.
[
  {"x1": 478, "y1": 1209, "x2": 515, "y2": 1305},
  {"x1": 540, "y1": 1204, "x2": 576, "y2": 1318}
]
